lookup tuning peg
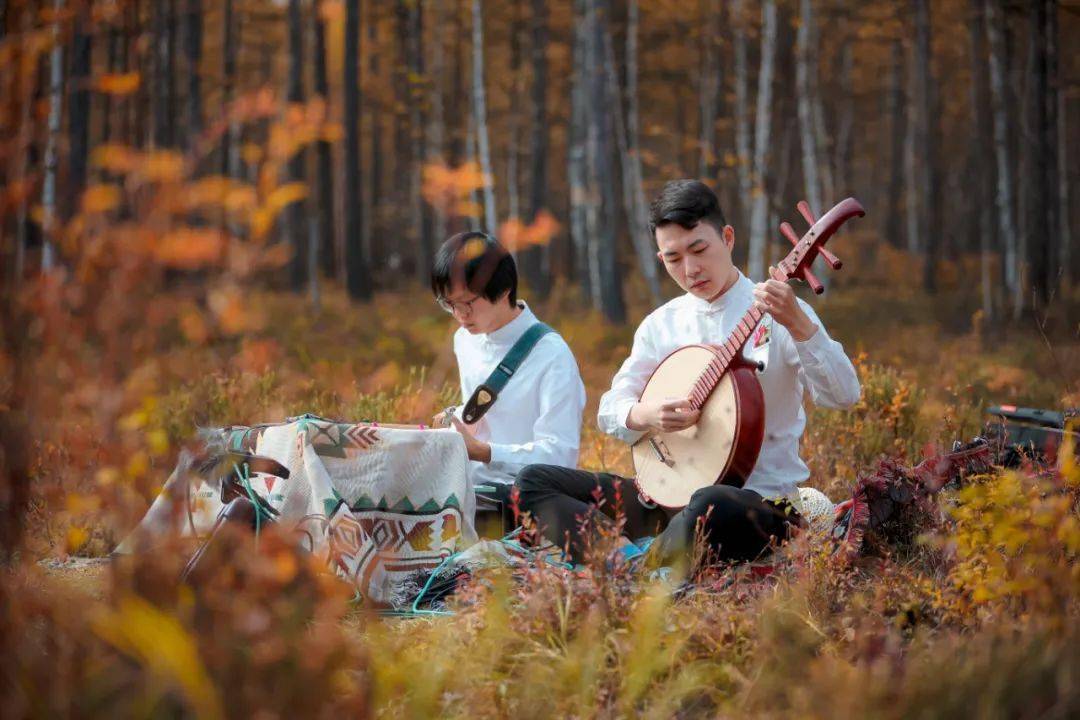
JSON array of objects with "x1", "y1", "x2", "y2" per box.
[
  {"x1": 817, "y1": 246, "x2": 843, "y2": 270},
  {"x1": 800, "y1": 267, "x2": 825, "y2": 294},
  {"x1": 796, "y1": 200, "x2": 817, "y2": 226},
  {"x1": 780, "y1": 221, "x2": 801, "y2": 246}
]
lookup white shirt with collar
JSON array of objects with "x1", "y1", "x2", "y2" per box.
[
  {"x1": 453, "y1": 301, "x2": 587, "y2": 487},
  {"x1": 597, "y1": 272, "x2": 861, "y2": 501}
]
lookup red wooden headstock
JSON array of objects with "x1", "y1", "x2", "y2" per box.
[{"x1": 773, "y1": 198, "x2": 865, "y2": 293}]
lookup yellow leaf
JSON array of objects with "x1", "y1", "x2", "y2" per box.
[
  {"x1": 66, "y1": 526, "x2": 89, "y2": 553},
  {"x1": 91, "y1": 596, "x2": 224, "y2": 720},
  {"x1": 264, "y1": 182, "x2": 308, "y2": 216}
]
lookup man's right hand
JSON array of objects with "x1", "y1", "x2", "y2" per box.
[{"x1": 626, "y1": 398, "x2": 701, "y2": 433}]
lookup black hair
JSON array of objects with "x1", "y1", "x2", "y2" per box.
[
  {"x1": 648, "y1": 179, "x2": 727, "y2": 239},
  {"x1": 430, "y1": 231, "x2": 518, "y2": 306}
]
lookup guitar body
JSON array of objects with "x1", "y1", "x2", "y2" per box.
[{"x1": 631, "y1": 345, "x2": 765, "y2": 509}]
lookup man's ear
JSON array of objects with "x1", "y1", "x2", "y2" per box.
[{"x1": 722, "y1": 225, "x2": 736, "y2": 249}]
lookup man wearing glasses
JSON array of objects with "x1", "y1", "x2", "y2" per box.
[{"x1": 430, "y1": 231, "x2": 586, "y2": 529}]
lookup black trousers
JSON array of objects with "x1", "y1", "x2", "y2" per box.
[{"x1": 514, "y1": 464, "x2": 799, "y2": 566}]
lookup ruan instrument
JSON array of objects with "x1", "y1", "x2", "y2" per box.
[{"x1": 632, "y1": 198, "x2": 865, "y2": 508}]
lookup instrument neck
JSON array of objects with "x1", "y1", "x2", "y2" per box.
[{"x1": 687, "y1": 304, "x2": 766, "y2": 410}]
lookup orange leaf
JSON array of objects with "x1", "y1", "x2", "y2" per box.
[
  {"x1": 95, "y1": 72, "x2": 141, "y2": 96},
  {"x1": 154, "y1": 228, "x2": 226, "y2": 269},
  {"x1": 80, "y1": 184, "x2": 122, "y2": 214}
]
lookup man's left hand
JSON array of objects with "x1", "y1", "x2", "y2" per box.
[
  {"x1": 450, "y1": 415, "x2": 492, "y2": 463},
  {"x1": 752, "y1": 267, "x2": 818, "y2": 342}
]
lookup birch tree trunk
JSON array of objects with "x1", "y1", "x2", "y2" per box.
[
  {"x1": 732, "y1": 0, "x2": 751, "y2": 230},
  {"x1": 796, "y1": 0, "x2": 823, "y2": 243},
  {"x1": 568, "y1": 0, "x2": 591, "y2": 298},
  {"x1": 472, "y1": 0, "x2": 497, "y2": 233},
  {"x1": 607, "y1": 0, "x2": 661, "y2": 305},
  {"x1": 984, "y1": 0, "x2": 1019, "y2": 313},
  {"x1": 41, "y1": 0, "x2": 64, "y2": 271},
  {"x1": 747, "y1": 0, "x2": 777, "y2": 282}
]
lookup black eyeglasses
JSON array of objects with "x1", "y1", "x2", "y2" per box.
[{"x1": 436, "y1": 294, "x2": 481, "y2": 317}]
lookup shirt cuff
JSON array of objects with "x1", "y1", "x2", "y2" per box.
[
  {"x1": 487, "y1": 442, "x2": 519, "y2": 470},
  {"x1": 793, "y1": 323, "x2": 831, "y2": 362},
  {"x1": 613, "y1": 400, "x2": 647, "y2": 445}
]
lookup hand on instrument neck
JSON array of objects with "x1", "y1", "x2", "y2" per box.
[{"x1": 751, "y1": 266, "x2": 819, "y2": 343}]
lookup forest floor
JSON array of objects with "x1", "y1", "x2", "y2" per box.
[{"x1": 9, "y1": 273, "x2": 1080, "y2": 718}]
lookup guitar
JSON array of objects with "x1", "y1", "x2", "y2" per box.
[{"x1": 632, "y1": 198, "x2": 866, "y2": 508}]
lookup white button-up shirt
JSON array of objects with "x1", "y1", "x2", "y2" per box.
[
  {"x1": 597, "y1": 272, "x2": 861, "y2": 501},
  {"x1": 453, "y1": 302, "x2": 587, "y2": 487}
]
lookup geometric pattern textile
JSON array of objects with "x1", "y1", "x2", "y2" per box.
[{"x1": 119, "y1": 413, "x2": 475, "y2": 606}]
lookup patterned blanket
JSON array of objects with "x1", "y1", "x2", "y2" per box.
[{"x1": 117, "y1": 414, "x2": 476, "y2": 605}]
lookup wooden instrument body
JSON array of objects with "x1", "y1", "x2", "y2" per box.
[{"x1": 631, "y1": 345, "x2": 765, "y2": 508}]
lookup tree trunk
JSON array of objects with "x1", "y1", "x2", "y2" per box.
[
  {"x1": 969, "y1": 0, "x2": 996, "y2": 322},
  {"x1": 507, "y1": 0, "x2": 523, "y2": 229},
  {"x1": 796, "y1": 0, "x2": 823, "y2": 245},
  {"x1": 568, "y1": 0, "x2": 590, "y2": 298},
  {"x1": 587, "y1": 0, "x2": 624, "y2": 323},
  {"x1": 220, "y1": 0, "x2": 238, "y2": 177},
  {"x1": 67, "y1": 3, "x2": 92, "y2": 218},
  {"x1": 885, "y1": 37, "x2": 906, "y2": 249},
  {"x1": 521, "y1": 0, "x2": 551, "y2": 298},
  {"x1": 314, "y1": 9, "x2": 335, "y2": 279},
  {"x1": 605, "y1": 0, "x2": 661, "y2": 306},
  {"x1": 285, "y1": 0, "x2": 307, "y2": 291},
  {"x1": 984, "y1": 0, "x2": 1019, "y2": 314},
  {"x1": 428, "y1": 0, "x2": 448, "y2": 244},
  {"x1": 183, "y1": 0, "x2": 202, "y2": 148},
  {"x1": 41, "y1": 0, "x2": 64, "y2": 271},
  {"x1": 914, "y1": 0, "x2": 937, "y2": 292},
  {"x1": 344, "y1": 0, "x2": 372, "y2": 300},
  {"x1": 472, "y1": 0, "x2": 497, "y2": 233},
  {"x1": 152, "y1": 0, "x2": 177, "y2": 146},
  {"x1": 1058, "y1": 45, "x2": 1071, "y2": 292},
  {"x1": 732, "y1": 0, "x2": 751, "y2": 233},
  {"x1": 402, "y1": 0, "x2": 433, "y2": 282},
  {"x1": 697, "y1": 0, "x2": 721, "y2": 182},
  {"x1": 363, "y1": 3, "x2": 381, "y2": 275},
  {"x1": 1024, "y1": 0, "x2": 1057, "y2": 308},
  {"x1": 746, "y1": 0, "x2": 777, "y2": 282}
]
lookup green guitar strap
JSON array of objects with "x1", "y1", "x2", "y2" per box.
[{"x1": 461, "y1": 322, "x2": 555, "y2": 424}]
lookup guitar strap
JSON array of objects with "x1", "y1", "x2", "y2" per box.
[{"x1": 461, "y1": 322, "x2": 554, "y2": 424}]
